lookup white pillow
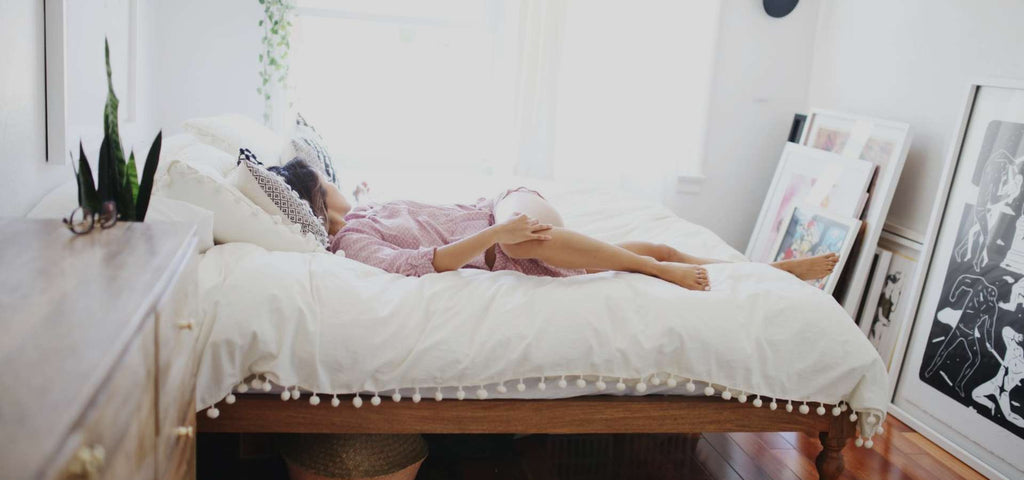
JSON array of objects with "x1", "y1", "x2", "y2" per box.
[
  {"x1": 26, "y1": 181, "x2": 217, "y2": 253},
  {"x1": 158, "y1": 160, "x2": 325, "y2": 253},
  {"x1": 183, "y1": 114, "x2": 288, "y2": 167}
]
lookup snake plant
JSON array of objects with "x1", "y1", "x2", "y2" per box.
[{"x1": 74, "y1": 39, "x2": 162, "y2": 221}]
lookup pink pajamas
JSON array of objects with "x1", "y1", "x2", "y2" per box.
[{"x1": 329, "y1": 190, "x2": 585, "y2": 278}]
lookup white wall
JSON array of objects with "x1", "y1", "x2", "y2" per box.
[
  {"x1": 151, "y1": 0, "x2": 263, "y2": 134},
  {"x1": 664, "y1": 0, "x2": 822, "y2": 248},
  {"x1": 806, "y1": 0, "x2": 1024, "y2": 238},
  {"x1": 0, "y1": 0, "x2": 66, "y2": 217},
  {"x1": 0, "y1": 0, "x2": 163, "y2": 217}
]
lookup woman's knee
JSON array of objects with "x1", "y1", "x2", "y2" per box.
[{"x1": 494, "y1": 191, "x2": 565, "y2": 228}]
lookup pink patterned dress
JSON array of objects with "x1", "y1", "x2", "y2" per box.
[{"x1": 329, "y1": 194, "x2": 585, "y2": 278}]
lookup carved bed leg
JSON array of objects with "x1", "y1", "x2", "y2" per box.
[
  {"x1": 815, "y1": 431, "x2": 845, "y2": 480},
  {"x1": 815, "y1": 414, "x2": 852, "y2": 480}
]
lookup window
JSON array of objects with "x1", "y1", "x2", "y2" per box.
[
  {"x1": 291, "y1": 0, "x2": 721, "y2": 196},
  {"x1": 292, "y1": 0, "x2": 516, "y2": 173}
]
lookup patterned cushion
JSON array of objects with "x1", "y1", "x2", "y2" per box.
[
  {"x1": 291, "y1": 113, "x2": 339, "y2": 187},
  {"x1": 237, "y1": 148, "x2": 329, "y2": 247}
]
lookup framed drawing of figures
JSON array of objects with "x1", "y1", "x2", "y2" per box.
[
  {"x1": 799, "y1": 110, "x2": 912, "y2": 318},
  {"x1": 858, "y1": 233, "x2": 921, "y2": 381},
  {"x1": 747, "y1": 143, "x2": 874, "y2": 264},
  {"x1": 769, "y1": 205, "x2": 861, "y2": 294},
  {"x1": 894, "y1": 80, "x2": 1024, "y2": 480}
]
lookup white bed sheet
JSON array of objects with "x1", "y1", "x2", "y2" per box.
[{"x1": 196, "y1": 172, "x2": 889, "y2": 439}]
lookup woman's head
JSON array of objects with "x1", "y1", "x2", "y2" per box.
[{"x1": 269, "y1": 158, "x2": 351, "y2": 235}]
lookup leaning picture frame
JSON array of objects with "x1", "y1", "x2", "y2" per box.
[
  {"x1": 858, "y1": 232, "x2": 922, "y2": 395},
  {"x1": 798, "y1": 109, "x2": 912, "y2": 318},
  {"x1": 891, "y1": 79, "x2": 1024, "y2": 480},
  {"x1": 768, "y1": 204, "x2": 861, "y2": 294},
  {"x1": 746, "y1": 143, "x2": 875, "y2": 265}
]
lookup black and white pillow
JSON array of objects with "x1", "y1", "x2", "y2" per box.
[
  {"x1": 237, "y1": 148, "x2": 329, "y2": 247},
  {"x1": 291, "y1": 113, "x2": 338, "y2": 187}
]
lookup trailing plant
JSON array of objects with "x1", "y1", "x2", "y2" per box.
[
  {"x1": 257, "y1": 0, "x2": 294, "y2": 125},
  {"x1": 74, "y1": 39, "x2": 162, "y2": 222}
]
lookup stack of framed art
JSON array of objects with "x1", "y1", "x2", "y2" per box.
[
  {"x1": 747, "y1": 129, "x2": 909, "y2": 296},
  {"x1": 796, "y1": 110, "x2": 914, "y2": 316},
  {"x1": 888, "y1": 79, "x2": 1024, "y2": 480}
]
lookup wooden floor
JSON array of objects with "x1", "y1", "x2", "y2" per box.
[{"x1": 198, "y1": 416, "x2": 986, "y2": 479}]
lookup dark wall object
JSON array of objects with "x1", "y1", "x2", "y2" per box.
[
  {"x1": 764, "y1": 0, "x2": 799, "y2": 18},
  {"x1": 788, "y1": 114, "x2": 808, "y2": 143}
]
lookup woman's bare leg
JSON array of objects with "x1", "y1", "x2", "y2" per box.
[
  {"x1": 494, "y1": 192, "x2": 708, "y2": 290},
  {"x1": 499, "y1": 228, "x2": 709, "y2": 290},
  {"x1": 617, "y1": 241, "x2": 839, "y2": 281}
]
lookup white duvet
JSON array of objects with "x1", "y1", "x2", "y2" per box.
[{"x1": 195, "y1": 172, "x2": 889, "y2": 440}]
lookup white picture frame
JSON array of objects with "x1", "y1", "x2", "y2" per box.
[
  {"x1": 858, "y1": 232, "x2": 922, "y2": 393},
  {"x1": 857, "y1": 247, "x2": 892, "y2": 330},
  {"x1": 746, "y1": 143, "x2": 875, "y2": 264},
  {"x1": 892, "y1": 79, "x2": 1024, "y2": 480},
  {"x1": 44, "y1": 0, "x2": 138, "y2": 164},
  {"x1": 769, "y1": 204, "x2": 861, "y2": 294},
  {"x1": 798, "y1": 109, "x2": 912, "y2": 318}
]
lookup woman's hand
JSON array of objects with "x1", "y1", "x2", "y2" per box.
[{"x1": 494, "y1": 213, "x2": 553, "y2": 244}]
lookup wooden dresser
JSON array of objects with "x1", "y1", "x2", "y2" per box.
[{"x1": 0, "y1": 218, "x2": 204, "y2": 479}]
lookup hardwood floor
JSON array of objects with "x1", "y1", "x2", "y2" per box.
[
  {"x1": 415, "y1": 417, "x2": 985, "y2": 480},
  {"x1": 197, "y1": 416, "x2": 986, "y2": 479}
]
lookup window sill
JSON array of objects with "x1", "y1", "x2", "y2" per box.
[{"x1": 675, "y1": 174, "x2": 706, "y2": 194}]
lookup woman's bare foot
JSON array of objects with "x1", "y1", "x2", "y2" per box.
[
  {"x1": 655, "y1": 263, "x2": 710, "y2": 291},
  {"x1": 772, "y1": 253, "x2": 839, "y2": 281}
]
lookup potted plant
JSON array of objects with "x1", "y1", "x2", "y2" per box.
[{"x1": 72, "y1": 39, "x2": 161, "y2": 227}]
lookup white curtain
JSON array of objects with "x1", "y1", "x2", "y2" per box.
[
  {"x1": 512, "y1": 0, "x2": 568, "y2": 178},
  {"x1": 513, "y1": 0, "x2": 721, "y2": 202}
]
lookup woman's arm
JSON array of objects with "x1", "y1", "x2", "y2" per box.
[{"x1": 432, "y1": 214, "x2": 552, "y2": 272}]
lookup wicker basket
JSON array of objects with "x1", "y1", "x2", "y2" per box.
[{"x1": 277, "y1": 434, "x2": 427, "y2": 480}]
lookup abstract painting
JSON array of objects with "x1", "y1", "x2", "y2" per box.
[
  {"x1": 770, "y1": 205, "x2": 860, "y2": 293},
  {"x1": 747, "y1": 143, "x2": 874, "y2": 263}
]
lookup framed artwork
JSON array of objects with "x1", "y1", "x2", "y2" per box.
[
  {"x1": 858, "y1": 233, "x2": 921, "y2": 385},
  {"x1": 746, "y1": 143, "x2": 875, "y2": 264},
  {"x1": 44, "y1": 0, "x2": 138, "y2": 164},
  {"x1": 799, "y1": 109, "x2": 912, "y2": 318},
  {"x1": 893, "y1": 79, "x2": 1024, "y2": 480},
  {"x1": 858, "y1": 248, "x2": 892, "y2": 331},
  {"x1": 769, "y1": 205, "x2": 861, "y2": 294}
]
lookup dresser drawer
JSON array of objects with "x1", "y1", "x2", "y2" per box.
[
  {"x1": 156, "y1": 249, "x2": 200, "y2": 479},
  {"x1": 51, "y1": 321, "x2": 157, "y2": 480}
]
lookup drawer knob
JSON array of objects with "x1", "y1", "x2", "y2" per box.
[
  {"x1": 67, "y1": 444, "x2": 105, "y2": 478},
  {"x1": 176, "y1": 320, "x2": 195, "y2": 331},
  {"x1": 175, "y1": 425, "x2": 194, "y2": 438}
]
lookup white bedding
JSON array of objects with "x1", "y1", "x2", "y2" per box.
[{"x1": 195, "y1": 172, "x2": 889, "y2": 441}]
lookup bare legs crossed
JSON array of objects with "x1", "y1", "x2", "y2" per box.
[{"x1": 493, "y1": 191, "x2": 837, "y2": 291}]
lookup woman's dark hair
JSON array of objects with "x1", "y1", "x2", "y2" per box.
[{"x1": 268, "y1": 158, "x2": 329, "y2": 226}]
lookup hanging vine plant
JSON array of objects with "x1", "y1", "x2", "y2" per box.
[{"x1": 257, "y1": 0, "x2": 295, "y2": 125}]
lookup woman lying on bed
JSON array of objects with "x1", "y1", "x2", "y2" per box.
[{"x1": 271, "y1": 159, "x2": 837, "y2": 291}]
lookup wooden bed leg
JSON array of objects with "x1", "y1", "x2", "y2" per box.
[{"x1": 815, "y1": 415, "x2": 851, "y2": 480}]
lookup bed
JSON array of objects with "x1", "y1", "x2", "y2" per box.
[{"x1": 184, "y1": 165, "x2": 889, "y2": 479}]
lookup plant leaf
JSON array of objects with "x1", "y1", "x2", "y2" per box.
[
  {"x1": 77, "y1": 142, "x2": 101, "y2": 212},
  {"x1": 121, "y1": 151, "x2": 138, "y2": 220},
  {"x1": 103, "y1": 38, "x2": 127, "y2": 189},
  {"x1": 97, "y1": 135, "x2": 122, "y2": 207},
  {"x1": 135, "y1": 131, "x2": 162, "y2": 221}
]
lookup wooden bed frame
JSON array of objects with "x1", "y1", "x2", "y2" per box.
[{"x1": 199, "y1": 395, "x2": 856, "y2": 479}]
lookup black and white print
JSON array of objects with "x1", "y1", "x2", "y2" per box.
[{"x1": 918, "y1": 120, "x2": 1024, "y2": 440}]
